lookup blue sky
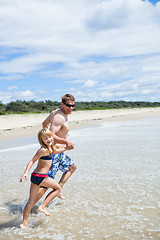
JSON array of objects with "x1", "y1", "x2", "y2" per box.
[{"x1": 0, "y1": 0, "x2": 160, "y2": 103}]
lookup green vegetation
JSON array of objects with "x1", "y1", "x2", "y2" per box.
[{"x1": 0, "y1": 100, "x2": 160, "y2": 115}]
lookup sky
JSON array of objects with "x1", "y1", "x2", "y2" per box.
[{"x1": 0, "y1": 0, "x2": 160, "y2": 104}]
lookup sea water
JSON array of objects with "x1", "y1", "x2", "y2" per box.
[{"x1": 0, "y1": 116, "x2": 160, "y2": 240}]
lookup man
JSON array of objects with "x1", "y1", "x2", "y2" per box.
[{"x1": 36, "y1": 94, "x2": 77, "y2": 209}]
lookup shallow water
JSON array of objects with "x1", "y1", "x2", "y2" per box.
[{"x1": 0, "y1": 116, "x2": 160, "y2": 239}]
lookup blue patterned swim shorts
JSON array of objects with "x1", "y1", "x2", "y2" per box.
[{"x1": 48, "y1": 152, "x2": 74, "y2": 179}]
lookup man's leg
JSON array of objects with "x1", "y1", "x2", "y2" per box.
[
  {"x1": 44, "y1": 164, "x2": 77, "y2": 200},
  {"x1": 59, "y1": 164, "x2": 77, "y2": 188},
  {"x1": 57, "y1": 163, "x2": 77, "y2": 199},
  {"x1": 40, "y1": 154, "x2": 77, "y2": 201}
]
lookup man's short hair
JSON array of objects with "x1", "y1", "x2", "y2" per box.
[{"x1": 62, "y1": 94, "x2": 75, "y2": 104}]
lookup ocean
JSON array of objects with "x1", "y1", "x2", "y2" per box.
[{"x1": 0, "y1": 116, "x2": 160, "y2": 240}]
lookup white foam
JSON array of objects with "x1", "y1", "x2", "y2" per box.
[{"x1": 0, "y1": 143, "x2": 39, "y2": 153}]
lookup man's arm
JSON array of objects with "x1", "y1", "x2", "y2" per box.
[
  {"x1": 52, "y1": 133, "x2": 75, "y2": 148},
  {"x1": 42, "y1": 112, "x2": 54, "y2": 128},
  {"x1": 50, "y1": 114, "x2": 75, "y2": 149}
]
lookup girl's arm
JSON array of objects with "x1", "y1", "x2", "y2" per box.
[{"x1": 20, "y1": 149, "x2": 44, "y2": 182}]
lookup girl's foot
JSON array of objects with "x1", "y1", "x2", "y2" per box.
[
  {"x1": 20, "y1": 223, "x2": 28, "y2": 229},
  {"x1": 57, "y1": 192, "x2": 65, "y2": 200},
  {"x1": 38, "y1": 206, "x2": 51, "y2": 216}
]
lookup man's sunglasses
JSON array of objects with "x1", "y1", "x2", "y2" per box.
[{"x1": 64, "y1": 103, "x2": 75, "y2": 108}]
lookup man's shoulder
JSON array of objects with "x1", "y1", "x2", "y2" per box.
[
  {"x1": 50, "y1": 109, "x2": 60, "y2": 118},
  {"x1": 51, "y1": 109, "x2": 66, "y2": 122},
  {"x1": 50, "y1": 109, "x2": 57, "y2": 115}
]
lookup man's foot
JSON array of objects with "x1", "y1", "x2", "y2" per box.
[
  {"x1": 20, "y1": 223, "x2": 28, "y2": 229},
  {"x1": 57, "y1": 192, "x2": 66, "y2": 200},
  {"x1": 38, "y1": 206, "x2": 51, "y2": 216}
]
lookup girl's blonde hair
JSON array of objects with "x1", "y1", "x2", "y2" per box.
[{"x1": 38, "y1": 128, "x2": 55, "y2": 154}]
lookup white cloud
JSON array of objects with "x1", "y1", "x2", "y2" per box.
[
  {"x1": 7, "y1": 86, "x2": 18, "y2": 90},
  {"x1": 0, "y1": 0, "x2": 160, "y2": 102},
  {"x1": 0, "y1": 74, "x2": 22, "y2": 80},
  {"x1": 92, "y1": 76, "x2": 160, "y2": 102},
  {"x1": 0, "y1": 91, "x2": 13, "y2": 104},
  {"x1": 85, "y1": 0, "x2": 160, "y2": 30},
  {"x1": 0, "y1": 89, "x2": 36, "y2": 103},
  {"x1": 82, "y1": 80, "x2": 97, "y2": 88},
  {"x1": 12, "y1": 90, "x2": 36, "y2": 100},
  {"x1": 0, "y1": 0, "x2": 159, "y2": 64},
  {"x1": 0, "y1": 53, "x2": 66, "y2": 74}
]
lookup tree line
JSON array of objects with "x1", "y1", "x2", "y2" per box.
[{"x1": 0, "y1": 100, "x2": 160, "y2": 115}]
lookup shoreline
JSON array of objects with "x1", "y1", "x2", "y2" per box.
[{"x1": 0, "y1": 107, "x2": 160, "y2": 141}]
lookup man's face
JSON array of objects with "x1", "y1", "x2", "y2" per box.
[{"x1": 62, "y1": 100, "x2": 75, "y2": 115}]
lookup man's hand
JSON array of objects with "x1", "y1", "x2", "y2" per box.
[{"x1": 66, "y1": 140, "x2": 75, "y2": 150}]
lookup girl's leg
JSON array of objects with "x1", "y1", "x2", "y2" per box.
[
  {"x1": 20, "y1": 183, "x2": 40, "y2": 229},
  {"x1": 38, "y1": 178, "x2": 61, "y2": 216},
  {"x1": 34, "y1": 187, "x2": 48, "y2": 205}
]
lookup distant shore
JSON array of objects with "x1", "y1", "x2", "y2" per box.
[{"x1": 0, "y1": 107, "x2": 160, "y2": 141}]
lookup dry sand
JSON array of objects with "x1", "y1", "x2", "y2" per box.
[{"x1": 0, "y1": 108, "x2": 160, "y2": 141}]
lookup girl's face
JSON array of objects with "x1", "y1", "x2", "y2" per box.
[{"x1": 42, "y1": 135, "x2": 53, "y2": 146}]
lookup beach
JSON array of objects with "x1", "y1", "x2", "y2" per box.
[
  {"x1": 0, "y1": 107, "x2": 160, "y2": 141},
  {"x1": 0, "y1": 108, "x2": 160, "y2": 239}
]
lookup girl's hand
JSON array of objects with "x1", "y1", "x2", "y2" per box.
[
  {"x1": 66, "y1": 140, "x2": 75, "y2": 150},
  {"x1": 20, "y1": 173, "x2": 28, "y2": 182}
]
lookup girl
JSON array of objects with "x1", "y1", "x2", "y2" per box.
[{"x1": 20, "y1": 128, "x2": 69, "y2": 229}]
